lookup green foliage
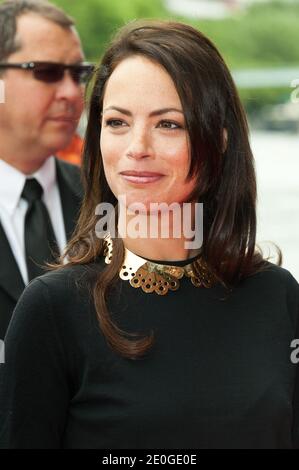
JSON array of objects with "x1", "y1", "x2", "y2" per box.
[
  {"x1": 18, "y1": 0, "x2": 299, "y2": 108},
  {"x1": 51, "y1": 0, "x2": 168, "y2": 61},
  {"x1": 239, "y1": 87, "x2": 291, "y2": 116},
  {"x1": 191, "y1": 1, "x2": 299, "y2": 69},
  {"x1": 51, "y1": 0, "x2": 299, "y2": 69}
]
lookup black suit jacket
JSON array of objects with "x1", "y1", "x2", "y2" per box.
[{"x1": 0, "y1": 158, "x2": 82, "y2": 339}]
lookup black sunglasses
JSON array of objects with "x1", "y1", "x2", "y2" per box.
[{"x1": 0, "y1": 61, "x2": 95, "y2": 84}]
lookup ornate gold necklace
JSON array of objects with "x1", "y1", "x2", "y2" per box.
[{"x1": 103, "y1": 237, "x2": 217, "y2": 296}]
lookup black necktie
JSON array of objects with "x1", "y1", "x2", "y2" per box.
[{"x1": 21, "y1": 178, "x2": 58, "y2": 281}]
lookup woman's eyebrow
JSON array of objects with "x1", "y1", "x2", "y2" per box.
[{"x1": 102, "y1": 106, "x2": 184, "y2": 117}]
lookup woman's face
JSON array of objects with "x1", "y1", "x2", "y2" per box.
[{"x1": 100, "y1": 55, "x2": 197, "y2": 211}]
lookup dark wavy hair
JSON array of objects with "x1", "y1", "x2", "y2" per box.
[{"x1": 61, "y1": 20, "x2": 273, "y2": 359}]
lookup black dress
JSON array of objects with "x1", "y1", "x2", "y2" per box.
[{"x1": 0, "y1": 256, "x2": 298, "y2": 449}]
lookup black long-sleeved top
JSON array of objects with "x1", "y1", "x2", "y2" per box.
[{"x1": 0, "y1": 257, "x2": 298, "y2": 449}]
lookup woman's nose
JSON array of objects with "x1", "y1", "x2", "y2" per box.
[{"x1": 125, "y1": 128, "x2": 153, "y2": 160}]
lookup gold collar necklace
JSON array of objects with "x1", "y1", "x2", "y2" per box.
[{"x1": 103, "y1": 237, "x2": 217, "y2": 296}]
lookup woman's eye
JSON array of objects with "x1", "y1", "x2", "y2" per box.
[
  {"x1": 158, "y1": 120, "x2": 182, "y2": 130},
  {"x1": 105, "y1": 119, "x2": 126, "y2": 128}
]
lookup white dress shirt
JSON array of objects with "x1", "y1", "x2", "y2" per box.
[{"x1": 0, "y1": 157, "x2": 67, "y2": 285}]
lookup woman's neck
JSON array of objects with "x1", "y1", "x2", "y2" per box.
[
  {"x1": 118, "y1": 204, "x2": 201, "y2": 262},
  {"x1": 122, "y1": 236, "x2": 201, "y2": 262}
]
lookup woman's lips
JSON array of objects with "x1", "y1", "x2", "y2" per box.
[{"x1": 120, "y1": 171, "x2": 165, "y2": 184}]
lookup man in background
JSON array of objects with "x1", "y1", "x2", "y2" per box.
[{"x1": 0, "y1": 0, "x2": 92, "y2": 338}]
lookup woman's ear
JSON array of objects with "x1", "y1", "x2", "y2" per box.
[{"x1": 222, "y1": 128, "x2": 228, "y2": 153}]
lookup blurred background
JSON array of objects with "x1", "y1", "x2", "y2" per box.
[{"x1": 53, "y1": 0, "x2": 299, "y2": 279}]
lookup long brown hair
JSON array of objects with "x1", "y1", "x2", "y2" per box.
[{"x1": 62, "y1": 20, "x2": 272, "y2": 359}]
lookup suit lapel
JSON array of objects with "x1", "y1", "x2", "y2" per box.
[
  {"x1": 0, "y1": 222, "x2": 25, "y2": 302},
  {"x1": 0, "y1": 159, "x2": 81, "y2": 303},
  {"x1": 55, "y1": 158, "x2": 82, "y2": 240}
]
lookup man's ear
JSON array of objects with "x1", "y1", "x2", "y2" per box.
[{"x1": 222, "y1": 128, "x2": 228, "y2": 153}]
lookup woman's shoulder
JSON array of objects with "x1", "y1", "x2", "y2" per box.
[
  {"x1": 16, "y1": 259, "x2": 106, "y2": 311},
  {"x1": 241, "y1": 261, "x2": 299, "y2": 318},
  {"x1": 36, "y1": 258, "x2": 106, "y2": 290},
  {"x1": 250, "y1": 261, "x2": 298, "y2": 289},
  {"x1": 8, "y1": 260, "x2": 106, "y2": 338}
]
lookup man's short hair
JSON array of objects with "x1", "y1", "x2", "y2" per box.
[{"x1": 0, "y1": 0, "x2": 75, "y2": 62}]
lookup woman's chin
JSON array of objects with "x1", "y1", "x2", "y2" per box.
[{"x1": 119, "y1": 200, "x2": 179, "y2": 215}]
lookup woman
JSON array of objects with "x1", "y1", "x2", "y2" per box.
[{"x1": 0, "y1": 20, "x2": 298, "y2": 449}]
